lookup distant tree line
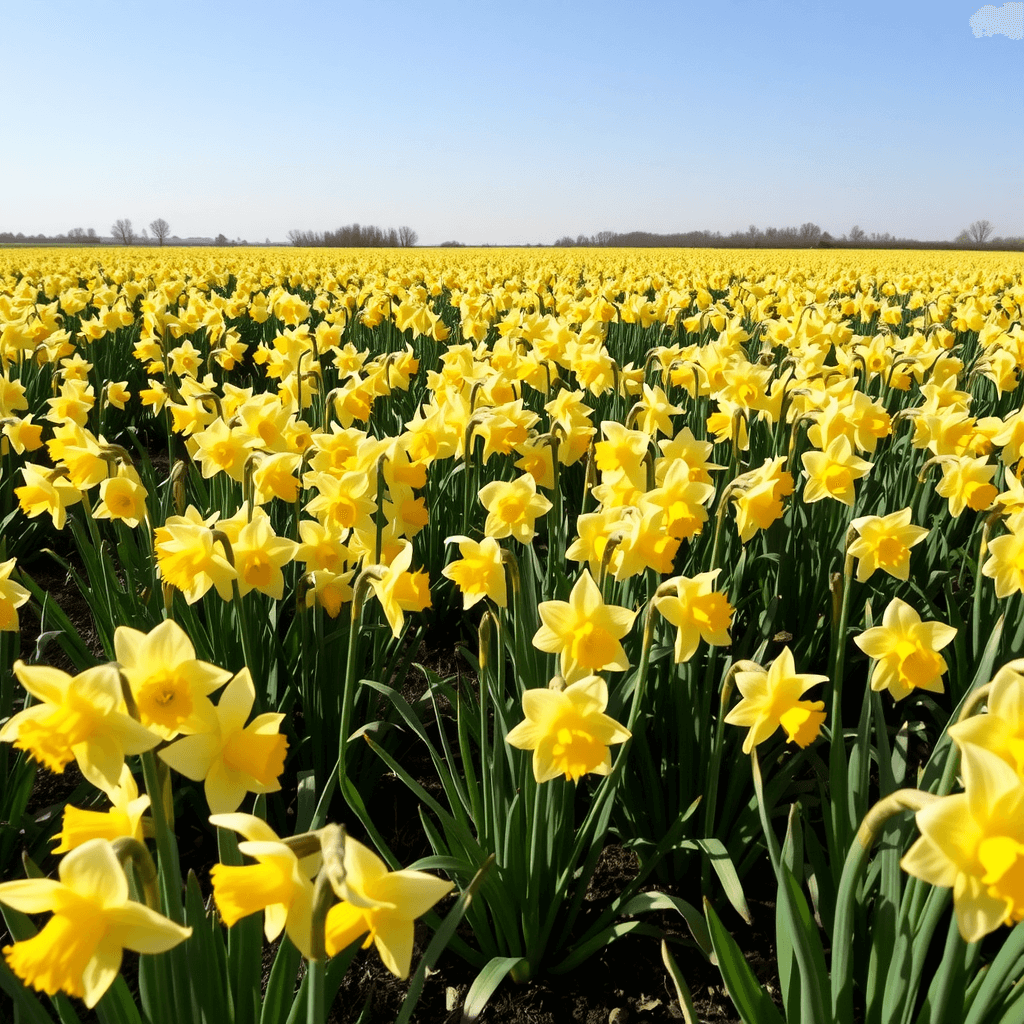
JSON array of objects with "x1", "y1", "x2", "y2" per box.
[
  {"x1": 287, "y1": 224, "x2": 418, "y2": 247},
  {"x1": 553, "y1": 222, "x2": 1024, "y2": 251}
]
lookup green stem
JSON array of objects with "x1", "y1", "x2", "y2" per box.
[{"x1": 305, "y1": 958, "x2": 324, "y2": 1024}]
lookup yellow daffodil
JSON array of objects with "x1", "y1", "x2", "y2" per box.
[
  {"x1": 902, "y1": 743, "x2": 1024, "y2": 942},
  {"x1": 853, "y1": 597, "x2": 956, "y2": 701},
  {"x1": 724, "y1": 647, "x2": 828, "y2": 754},
  {"x1": 222, "y1": 506, "x2": 298, "y2": 599},
  {"x1": 324, "y1": 835, "x2": 453, "y2": 979},
  {"x1": 153, "y1": 512, "x2": 237, "y2": 604},
  {"x1": 506, "y1": 675, "x2": 631, "y2": 783},
  {"x1": 0, "y1": 838, "x2": 190, "y2": 1007},
  {"x1": 208, "y1": 813, "x2": 318, "y2": 957},
  {"x1": 533, "y1": 569, "x2": 636, "y2": 682},
  {"x1": 478, "y1": 474, "x2": 553, "y2": 544},
  {"x1": 369, "y1": 540, "x2": 432, "y2": 637},
  {"x1": 114, "y1": 619, "x2": 231, "y2": 739},
  {"x1": 159, "y1": 668, "x2": 288, "y2": 813},
  {"x1": 935, "y1": 455, "x2": 999, "y2": 517},
  {"x1": 0, "y1": 557, "x2": 30, "y2": 632},
  {"x1": 594, "y1": 421, "x2": 650, "y2": 482},
  {"x1": 251, "y1": 450, "x2": 303, "y2": 504},
  {"x1": 612, "y1": 509, "x2": 681, "y2": 579},
  {"x1": 948, "y1": 659, "x2": 1024, "y2": 775},
  {"x1": 302, "y1": 469, "x2": 377, "y2": 534},
  {"x1": 732, "y1": 457, "x2": 794, "y2": 542},
  {"x1": 0, "y1": 662, "x2": 159, "y2": 792},
  {"x1": 441, "y1": 535, "x2": 507, "y2": 609},
  {"x1": 801, "y1": 435, "x2": 873, "y2": 506},
  {"x1": 848, "y1": 507, "x2": 929, "y2": 582},
  {"x1": 982, "y1": 517, "x2": 1024, "y2": 598},
  {"x1": 15, "y1": 464, "x2": 82, "y2": 530},
  {"x1": 654, "y1": 570, "x2": 734, "y2": 663},
  {"x1": 52, "y1": 766, "x2": 150, "y2": 853},
  {"x1": 92, "y1": 465, "x2": 149, "y2": 528}
]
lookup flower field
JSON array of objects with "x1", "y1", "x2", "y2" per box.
[{"x1": 0, "y1": 245, "x2": 1023, "y2": 1023}]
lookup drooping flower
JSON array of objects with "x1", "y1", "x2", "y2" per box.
[
  {"x1": 853, "y1": 598, "x2": 956, "y2": 701},
  {"x1": 0, "y1": 838, "x2": 190, "y2": 1007},
  {"x1": 724, "y1": 647, "x2": 828, "y2": 754},
  {"x1": 14, "y1": 464, "x2": 82, "y2": 530},
  {"x1": 324, "y1": 835, "x2": 453, "y2": 979},
  {"x1": 52, "y1": 766, "x2": 150, "y2": 853},
  {"x1": 0, "y1": 662, "x2": 159, "y2": 793},
  {"x1": 532, "y1": 569, "x2": 636, "y2": 682},
  {"x1": 92, "y1": 465, "x2": 149, "y2": 529},
  {"x1": 948, "y1": 659, "x2": 1024, "y2": 776},
  {"x1": 159, "y1": 668, "x2": 288, "y2": 813},
  {"x1": 208, "y1": 813, "x2": 318, "y2": 957},
  {"x1": 505, "y1": 675, "x2": 631, "y2": 783},
  {"x1": 153, "y1": 510, "x2": 237, "y2": 604},
  {"x1": 848, "y1": 508, "x2": 929, "y2": 582}
]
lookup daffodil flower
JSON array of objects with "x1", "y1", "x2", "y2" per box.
[
  {"x1": 0, "y1": 838, "x2": 190, "y2": 1007},
  {"x1": 159, "y1": 668, "x2": 288, "y2": 813},
  {"x1": 902, "y1": 743, "x2": 1024, "y2": 942},
  {"x1": 506, "y1": 675, "x2": 631, "y2": 783},
  {"x1": 853, "y1": 598, "x2": 956, "y2": 701},
  {"x1": 0, "y1": 557, "x2": 30, "y2": 631},
  {"x1": 477, "y1": 474, "x2": 552, "y2": 544},
  {"x1": 724, "y1": 647, "x2": 828, "y2": 754},
  {"x1": 324, "y1": 835, "x2": 453, "y2": 979},
  {"x1": 0, "y1": 661, "x2": 159, "y2": 793},
  {"x1": 848, "y1": 508, "x2": 928, "y2": 582},
  {"x1": 654, "y1": 570, "x2": 734, "y2": 663},
  {"x1": 115, "y1": 619, "x2": 231, "y2": 739},
  {"x1": 441, "y1": 535, "x2": 507, "y2": 609},
  {"x1": 533, "y1": 569, "x2": 636, "y2": 683},
  {"x1": 369, "y1": 540, "x2": 432, "y2": 637},
  {"x1": 208, "y1": 813, "x2": 319, "y2": 957},
  {"x1": 52, "y1": 765, "x2": 150, "y2": 853}
]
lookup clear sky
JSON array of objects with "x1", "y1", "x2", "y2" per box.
[{"x1": 2, "y1": 0, "x2": 1021, "y2": 245}]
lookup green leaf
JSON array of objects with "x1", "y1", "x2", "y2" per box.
[
  {"x1": 461, "y1": 956, "x2": 527, "y2": 1023},
  {"x1": 661, "y1": 940, "x2": 698, "y2": 1024},
  {"x1": 184, "y1": 870, "x2": 230, "y2": 1024},
  {"x1": 618, "y1": 892, "x2": 713, "y2": 961},
  {"x1": 696, "y1": 838, "x2": 751, "y2": 925},
  {"x1": 703, "y1": 898, "x2": 784, "y2": 1024},
  {"x1": 258, "y1": 936, "x2": 302, "y2": 1024},
  {"x1": 549, "y1": 921, "x2": 664, "y2": 975}
]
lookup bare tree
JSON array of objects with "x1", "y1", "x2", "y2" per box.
[
  {"x1": 848, "y1": 225, "x2": 866, "y2": 242},
  {"x1": 967, "y1": 219, "x2": 994, "y2": 243},
  {"x1": 111, "y1": 218, "x2": 135, "y2": 245},
  {"x1": 150, "y1": 218, "x2": 170, "y2": 245},
  {"x1": 798, "y1": 222, "x2": 822, "y2": 244},
  {"x1": 397, "y1": 225, "x2": 418, "y2": 247}
]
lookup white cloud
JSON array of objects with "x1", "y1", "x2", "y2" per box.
[{"x1": 970, "y1": 2, "x2": 1024, "y2": 39}]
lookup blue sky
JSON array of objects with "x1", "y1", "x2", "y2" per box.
[{"x1": 2, "y1": 0, "x2": 1021, "y2": 244}]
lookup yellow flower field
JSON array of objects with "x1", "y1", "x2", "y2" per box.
[{"x1": 0, "y1": 244, "x2": 1023, "y2": 1022}]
